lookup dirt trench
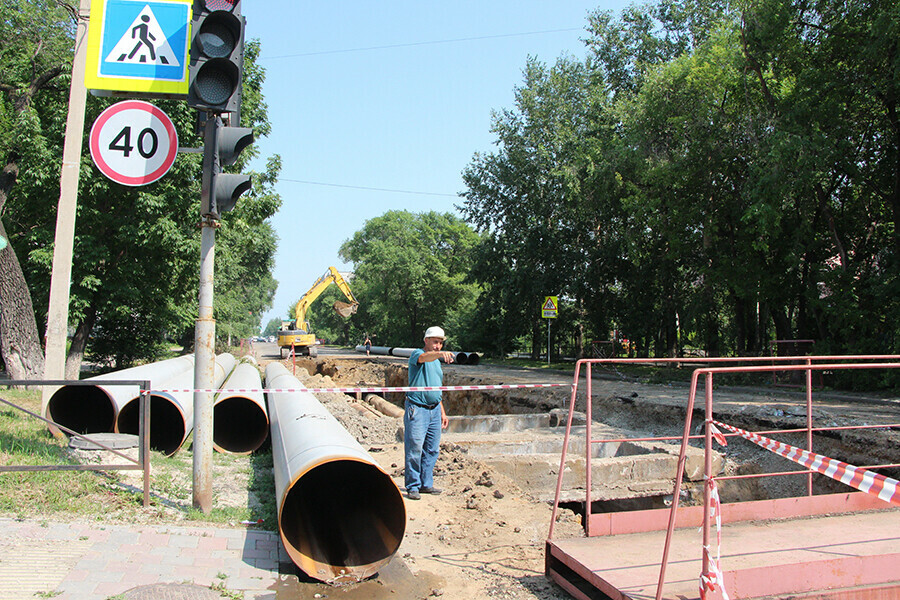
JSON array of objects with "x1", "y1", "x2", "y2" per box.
[{"x1": 260, "y1": 352, "x2": 900, "y2": 599}]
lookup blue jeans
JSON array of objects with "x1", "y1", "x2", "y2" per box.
[{"x1": 404, "y1": 401, "x2": 442, "y2": 492}]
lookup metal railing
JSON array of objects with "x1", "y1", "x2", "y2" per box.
[
  {"x1": 547, "y1": 356, "x2": 900, "y2": 600},
  {"x1": 0, "y1": 379, "x2": 151, "y2": 507}
]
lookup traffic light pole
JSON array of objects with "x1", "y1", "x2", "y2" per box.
[
  {"x1": 193, "y1": 216, "x2": 217, "y2": 512},
  {"x1": 193, "y1": 117, "x2": 220, "y2": 513}
]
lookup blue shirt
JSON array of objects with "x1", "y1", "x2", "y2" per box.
[{"x1": 406, "y1": 349, "x2": 443, "y2": 408}]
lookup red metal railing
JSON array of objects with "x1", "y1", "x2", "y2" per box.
[{"x1": 547, "y1": 356, "x2": 900, "y2": 600}]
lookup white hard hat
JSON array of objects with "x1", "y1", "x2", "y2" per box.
[{"x1": 424, "y1": 326, "x2": 445, "y2": 340}]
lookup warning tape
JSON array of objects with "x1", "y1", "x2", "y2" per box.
[
  {"x1": 138, "y1": 383, "x2": 572, "y2": 395},
  {"x1": 712, "y1": 420, "x2": 900, "y2": 506},
  {"x1": 699, "y1": 477, "x2": 730, "y2": 600}
]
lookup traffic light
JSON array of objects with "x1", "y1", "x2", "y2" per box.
[
  {"x1": 187, "y1": 0, "x2": 245, "y2": 114},
  {"x1": 201, "y1": 116, "x2": 254, "y2": 219}
]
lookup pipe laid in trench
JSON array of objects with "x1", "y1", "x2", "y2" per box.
[
  {"x1": 265, "y1": 361, "x2": 405, "y2": 584},
  {"x1": 116, "y1": 353, "x2": 236, "y2": 456},
  {"x1": 353, "y1": 345, "x2": 392, "y2": 356},
  {"x1": 46, "y1": 354, "x2": 195, "y2": 435},
  {"x1": 213, "y1": 361, "x2": 268, "y2": 455}
]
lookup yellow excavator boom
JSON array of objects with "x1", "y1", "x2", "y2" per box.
[{"x1": 277, "y1": 267, "x2": 359, "y2": 357}]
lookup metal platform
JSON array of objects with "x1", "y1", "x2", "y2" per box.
[{"x1": 546, "y1": 492, "x2": 900, "y2": 600}]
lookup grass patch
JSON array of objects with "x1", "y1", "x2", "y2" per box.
[{"x1": 0, "y1": 387, "x2": 276, "y2": 528}]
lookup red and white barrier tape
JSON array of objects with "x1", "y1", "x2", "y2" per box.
[
  {"x1": 138, "y1": 383, "x2": 571, "y2": 395},
  {"x1": 699, "y1": 477, "x2": 730, "y2": 600},
  {"x1": 712, "y1": 420, "x2": 900, "y2": 506}
]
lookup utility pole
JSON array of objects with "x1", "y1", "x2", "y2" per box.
[{"x1": 42, "y1": 0, "x2": 91, "y2": 435}]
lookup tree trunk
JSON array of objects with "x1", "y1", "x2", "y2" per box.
[
  {"x1": 530, "y1": 319, "x2": 541, "y2": 360},
  {"x1": 0, "y1": 66, "x2": 65, "y2": 382},
  {"x1": 65, "y1": 306, "x2": 96, "y2": 379},
  {"x1": 0, "y1": 225, "x2": 45, "y2": 381}
]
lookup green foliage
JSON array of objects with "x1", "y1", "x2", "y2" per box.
[
  {"x1": 339, "y1": 210, "x2": 481, "y2": 348},
  {"x1": 460, "y1": 0, "x2": 900, "y2": 368},
  {"x1": 1, "y1": 10, "x2": 280, "y2": 368},
  {"x1": 262, "y1": 318, "x2": 282, "y2": 337}
]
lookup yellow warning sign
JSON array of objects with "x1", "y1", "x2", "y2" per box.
[{"x1": 542, "y1": 295, "x2": 558, "y2": 318}]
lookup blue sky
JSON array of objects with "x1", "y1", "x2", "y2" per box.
[{"x1": 240, "y1": 1, "x2": 633, "y2": 329}]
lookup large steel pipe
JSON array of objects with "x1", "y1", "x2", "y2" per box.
[
  {"x1": 213, "y1": 361, "x2": 268, "y2": 455},
  {"x1": 354, "y1": 345, "x2": 392, "y2": 356},
  {"x1": 266, "y1": 361, "x2": 405, "y2": 584},
  {"x1": 389, "y1": 347, "x2": 414, "y2": 358},
  {"x1": 117, "y1": 353, "x2": 236, "y2": 456},
  {"x1": 46, "y1": 355, "x2": 195, "y2": 434}
]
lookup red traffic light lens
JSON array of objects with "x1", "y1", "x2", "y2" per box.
[{"x1": 203, "y1": 0, "x2": 237, "y2": 10}]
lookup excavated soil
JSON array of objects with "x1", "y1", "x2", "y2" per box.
[{"x1": 264, "y1": 350, "x2": 900, "y2": 599}]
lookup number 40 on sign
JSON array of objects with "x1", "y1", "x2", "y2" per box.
[{"x1": 89, "y1": 100, "x2": 179, "y2": 187}]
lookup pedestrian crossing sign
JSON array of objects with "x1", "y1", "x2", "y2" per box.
[
  {"x1": 542, "y1": 296, "x2": 558, "y2": 318},
  {"x1": 85, "y1": 0, "x2": 192, "y2": 97}
]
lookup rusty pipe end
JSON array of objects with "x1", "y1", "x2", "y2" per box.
[{"x1": 278, "y1": 457, "x2": 406, "y2": 584}]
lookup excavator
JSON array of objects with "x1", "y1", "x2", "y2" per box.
[{"x1": 277, "y1": 266, "x2": 359, "y2": 358}]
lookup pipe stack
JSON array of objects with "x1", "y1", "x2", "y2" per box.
[
  {"x1": 46, "y1": 354, "x2": 195, "y2": 435},
  {"x1": 266, "y1": 362, "x2": 405, "y2": 584},
  {"x1": 117, "y1": 353, "x2": 236, "y2": 456}
]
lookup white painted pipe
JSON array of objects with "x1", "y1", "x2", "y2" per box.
[
  {"x1": 213, "y1": 361, "x2": 268, "y2": 455},
  {"x1": 117, "y1": 353, "x2": 235, "y2": 456},
  {"x1": 354, "y1": 345, "x2": 392, "y2": 355},
  {"x1": 265, "y1": 361, "x2": 405, "y2": 584},
  {"x1": 46, "y1": 354, "x2": 195, "y2": 434}
]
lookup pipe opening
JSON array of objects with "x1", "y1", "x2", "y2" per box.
[
  {"x1": 280, "y1": 459, "x2": 406, "y2": 570},
  {"x1": 46, "y1": 386, "x2": 117, "y2": 434},
  {"x1": 116, "y1": 395, "x2": 186, "y2": 456},
  {"x1": 214, "y1": 396, "x2": 269, "y2": 454}
]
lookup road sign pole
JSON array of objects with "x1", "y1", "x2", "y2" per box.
[
  {"x1": 42, "y1": 0, "x2": 91, "y2": 435},
  {"x1": 548, "y1": 320, "x2": 551, "y2": 366}
]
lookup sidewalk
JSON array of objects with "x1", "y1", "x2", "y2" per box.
[{"x1": 0, "y1": 517, "x2": 286, "y2": 600}]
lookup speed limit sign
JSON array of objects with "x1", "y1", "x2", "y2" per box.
[{"x1": 89, "y1": 100, "x2": 179, "y2": 186}]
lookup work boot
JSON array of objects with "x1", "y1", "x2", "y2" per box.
[
  {"x1": 420, "y1": 487, "x2": 442, "y2": 495},
  {"x1": 407, "y1": 489, "x2": 421, "y2": 500}
]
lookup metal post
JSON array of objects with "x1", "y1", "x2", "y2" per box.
[
  {"x1": 193, "y1": 219, "x2": 216, "y2": 512},
  {"x1": 140, "y1": 382, "x2": 151, "y2": 508},
  {"x1": 806, "y1": 357, "x2": 814, "y2": 496},
  {"x1": 547, "y1": 319, "x2": 551, "y2": 366},
  {"x1": 193, "y1": 115, "x2": 220, "y2": 512},
  {"x1": 41, "y1": 0, "x2": 91, "y2": 436}
]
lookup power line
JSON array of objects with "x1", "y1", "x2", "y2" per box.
[
  {"x1": 263, "y1": 27, "x2": 583, "y2": 60},
  {"x1": 278, "y1": 177, "x2": 459, "y2": 197}
]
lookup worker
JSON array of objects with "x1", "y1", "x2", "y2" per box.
[
  {"x1": 404, "y1": 326, "x2": 454, "y2": 500},
  {"x1": 364, "y1": 335, "x2": 372, "y2": 356}
]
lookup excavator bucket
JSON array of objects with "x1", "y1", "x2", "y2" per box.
[{"x1": 333, "y1": 301, "x2": 358, "y2": 318}]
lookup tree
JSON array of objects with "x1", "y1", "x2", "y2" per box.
[
  {"x1": 339, "y1": 211, "x2": 480, "y2": 348},
  {"x1": 1, "y1": 6, "x2": 281, "y2": 373},
  {"x1": 0, "y1": 0, "x2": 75, "y2": 379}
]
